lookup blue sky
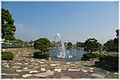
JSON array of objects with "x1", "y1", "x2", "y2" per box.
[{"x1": 2, "y1": 2, "x2": 118, "y2": 44}]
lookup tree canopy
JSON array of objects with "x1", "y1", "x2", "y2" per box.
[
  {"x1": 76, "y1": 42, "x2": 84, "y2": 48},
  {"x1": 103, "y1": 29, "x2": 119, "y2": 52},
  {"x1": 84, "y1": 38, "x2": 101, "y2": 53},
  {"x1": 2, "y1": 8, "x2": 16, "y2": 40}
]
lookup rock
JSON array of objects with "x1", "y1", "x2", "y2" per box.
[
  {"x1": 2, "y1": 73, "x2": 19, "y2": 76},
  {"x1": 16, "y1": 69, "x2": 23, "y2": 72},
  {"x1": 91, "y1": 73, "x2": 105, "y2": 78},
  {"x1": 34, "y1": 70, "x2": 54, "y2": 78},
  {"x1": 50, "y1": 64, "x2": 56, "y2": 67},
  {"x1": 46, "y1": 70, "x2": 54, "y2": 76},
  {"x1": 22, "y1": 74, "x2": 32, "y2": 78},
  {"x1": 12, "y1": 66, "x2": 20, "y2": 69},
  {"x1": 56, "y1": 64, "x2": 60, "y2": 66},
  {"x1": 54, "y1": 68, "x2": 62, "y2": 72},
  {"x1": 89, "y1": 70, "x2": 93, "y2": 73},
  {"x1": 68, "y1": 68, "x2": 80, "y2": 71},
  {"x1": 4, "y1": 64, "x2": 10, "y2": 68},
  {"x1": 2, "y1": 49, "x2": 5, "y2": 52},
  {"x1": 106, "y1": 71, "x2": 109, "y2": 73},
  {"x1": 23, "y1": 67, "x2": 30, "y2": 71},
  {"x1": 15, "y1": 62, "x2": 22, "y2": 65},
  {"x1": 114, "y1": 72, "x2": 118, "y2": 75},
  {"x1": 35, "y1": 63, "x2": 38, "y2": 66},
  {"x1": 24, "y1": 63, "x2": 28, "y2": 65},
  {"x1": 2, "y1": 60, "x2": 7, "y2": 63},
  {"x1": 40, "y1": 64, "x2": 47, "y2": 67},
  {"x1": 41, "y1": 68, "x2": 46, "y2": 72},
  {"x1": 81, "y1": 69, "x2": 88, "y2": 73},
  {"x1": 29, "y1": 70, "x2": 38, "y2": 74},
  {"x1": 89, "y1": 68, "x2": 94, "y2": 70},
  {"x1": 23, "y1": 67, "x2": 28, "y2": 70},
  {"x1": 34, "y1": 66, "x2": 39, "y2": 69},
  {"x1": 41, "y1": 59, "x2": 46, "y2": 62},
  {"x1": 34, "y1": 73, "x2": 47, "y2": 78},
  {"x1": 84, "y1": 63, "x2": 87, "y2": 65},
  {"x1": 62, "y1": 65, "x2": 69, "y2": 70},
  {"x1": 2, "y1": 63, "x2": 7, "y2": 66},
  {"x1": 66, "y1": 62, "x2": 71, "y2": 65},
  {"x1": 70, "y1": 64, "x2": 76, "y2": 66},
  {"x1": 40, "y1": 62, "x2": 44, "y2": 64}
]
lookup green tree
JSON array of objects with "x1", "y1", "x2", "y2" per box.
[
  {"x1": 2, "y1": 8, "x2": 16, "y2": 40},
  {"x1": 84, "y1": 38, "x2": 101, "y2": 53},
  {"x1": 67, "y1": 42, "x2": 72, "y2": 49},
  {"x1": 104, "y1": 40, "x2": 115, "y2": 51},
  {"x1": 29, "y1": 40, "x2": 34, "y2": 44},
  {"x1": 116, "y1": 29, "x2": 119, "y2": 38},
  {"x1": 34, "y1": 38, "x2": 51, "y2": 53},
  {"x1": 76, "y1": 42, "x2": 84, "y2": 48},
  {"x1": 103, "y1": 29, "x2": 119, "y2": 52}
]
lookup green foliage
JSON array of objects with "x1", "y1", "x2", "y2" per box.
[
  {"x1": 67, "y1": 42, "x2": 72, "y2": 49},
  {"x1": 103, "y1": 29, "x2": 119, "y2": 52},
  {"x1": 84, "y1": 38, "x2": 101, "y2": 53},
  {"x1": 116, "y1": 29, "x2": 119, "y2": 38},
  {"x1": 2, "y1": 52, "x2": 14, "y2": 60},
  {"x1": 99, "y1": 54, "x2": 118, "y2": 65},
  {"x1": 2, "y1": 8, "x2": 16, "y2": 40},
  {"x1": 29, "y1": 40, "x2": 34, "y2": 44},
  {"x1": 76, "y1": 42, "x2": 84, "y2": 49},
  {"x1": 34, "y1": 38, "x2": 51, "y2": 52},
  {"x1": 103, "y1": 39, "x2": 118, "y2": 52},
  {"x1": 81, "y1": 53, "x2": 90, "y2": 61},
  {"x1": 34, "y1": 52, "x2": 49, "y2": 60},
  {"x1": 81, "y1": 53, "x2": 101, "y2": 61}
]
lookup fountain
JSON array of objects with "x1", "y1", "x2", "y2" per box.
[
  {"x1": 54, "y1": 33, "x2": 72, "y2": 58},
  {"x1": 54, "y1": 33, "x2": 66, "y2": 58},
  {"x1": 51, "y1": 33, "x2": 86, "y2": 61}
]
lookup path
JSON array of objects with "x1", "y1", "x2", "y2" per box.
[{"x1": 2, "y1": 48, "x2": 119, "y2": 79}]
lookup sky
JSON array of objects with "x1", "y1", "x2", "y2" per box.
[{"x1": 2, "y1": 2, "x2": 118, "y2": 44}]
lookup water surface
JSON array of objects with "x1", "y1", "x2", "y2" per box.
[{"x1": 50, "y1": 48, "x2": 86, "y2": 61}]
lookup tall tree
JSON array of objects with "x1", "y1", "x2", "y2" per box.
[
  {"x1": 2, "y1": 8, "x2": 16, "y2": 40},
  {"x1": 84, "y1": 38, "x2": 101, "y2": 53}
]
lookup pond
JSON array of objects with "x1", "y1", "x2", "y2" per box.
[{"x1": 50, "y1": 48, "x2": 87, "y2": 62}]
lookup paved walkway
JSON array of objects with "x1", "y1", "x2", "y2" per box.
[{"x1": 2, "y1": 48, "x2": 119, "y2": 79}]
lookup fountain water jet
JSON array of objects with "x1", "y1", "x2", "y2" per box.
[{"x1": 54, "y1": 33, "x2": 72, "y2": 58}]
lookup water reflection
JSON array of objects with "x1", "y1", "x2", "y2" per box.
[{"x1": 50, "y1": 48, "x2": 87, "y2": 61}]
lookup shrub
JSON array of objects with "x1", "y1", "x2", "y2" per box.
[
  {"x1": 2, "y1": 52, "x2": 14, "y2": 60},
  {"x1": 34, "y1": 38, "x2": 51, "y2": 53},
  {"x1": 99, "y1": 54, "x2": 118, "y2": 65},
  {"x1": 81, "y1": 53, "x2": 101, "y2": 61},
  {"x1": 34, "y1": 52, "x2": 49, "y2": 60}
]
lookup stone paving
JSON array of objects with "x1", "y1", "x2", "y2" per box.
[{"x1": 2, "y1": 48, "x2": 119, "y2": 79}]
